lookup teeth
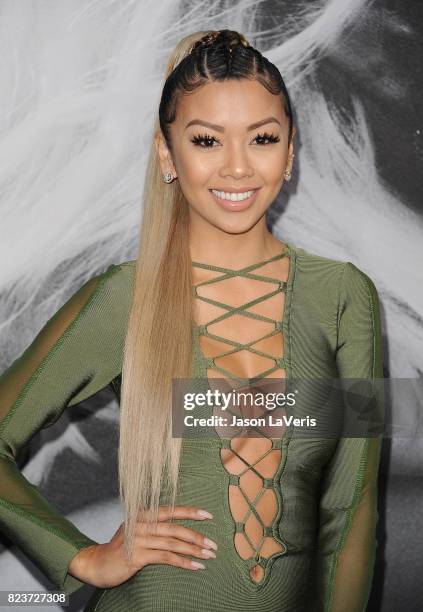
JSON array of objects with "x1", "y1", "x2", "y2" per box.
[{"x1": 211, "y1": 189, "x2": 255, "y2": 202}]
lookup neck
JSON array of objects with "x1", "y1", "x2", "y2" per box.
[{"x1": 188, "y1": 217, "x2": 286, "y2": 268}]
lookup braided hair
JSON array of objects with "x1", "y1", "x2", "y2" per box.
[{"x1": 159, "y1": 29, "x2": 294, "y2": 150}]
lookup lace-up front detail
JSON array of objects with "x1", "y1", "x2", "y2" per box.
[{"x1": 192, "y1": 244, "x2": 291, "y2": 585}]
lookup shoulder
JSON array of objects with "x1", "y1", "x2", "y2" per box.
[
  {"x1": 95, "y1": 259, "x2": 136, "y2": 299},
  {"x1": 60, "y1": 259, "x2": 136, "y2": 333},
  {"x1": 103, "y1": 258, "x2": 136, "y2": 283},
  {"x1": 289, "y1": 244, "x2": 345, "y2": 304},
  {"x1": 291, "y1": 243, "x2": 346, "y2": 271},
  {"x1": 291, "y1": 243, "x2": 378, "y2": 292},
  {"x1": 87, "y1": 259, "x2": 137, "y2": 322},
  {"x1": 289, "y1": 243, "x2": 381, "y2": 317},
  {"x1": 338, "y1": 262, "x2": 381, "y2": 319}
]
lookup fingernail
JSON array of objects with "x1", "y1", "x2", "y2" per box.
[
  {"x1": 204, "y1": 538, "x2": 218, "y2": 550},
  {"x1": 197, "y1": 510, "x2": 213, "y2": 519},
  {"x1": 201, "y1": 549, "x2": 216, "y2": 559},
  {"x1": 191, "y1": 561, "x2": 206, "y2": 570}
]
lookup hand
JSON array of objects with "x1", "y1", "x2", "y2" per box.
[{"x1": 68, "y1": 505, "x2": 217, "y2": 588}]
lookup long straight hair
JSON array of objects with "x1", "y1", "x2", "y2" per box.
[{"x1": 118, "y1": 29, "x2": 294, "y2": 562}]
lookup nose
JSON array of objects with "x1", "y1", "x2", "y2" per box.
[{"x1": 218, "y1": 139, "x2": 254, "y2": 180}]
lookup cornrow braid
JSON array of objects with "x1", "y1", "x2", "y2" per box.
[
  {"x1": 160, "y1": 29, "x2": 294, "y2": 148},
  {"x1": 189, "y1": 29, "x2": 250, "y2": 56}
]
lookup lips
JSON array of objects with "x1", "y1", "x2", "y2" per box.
[
  {"x1": 209, "y1": 187, "x2": 260, "y2": 212},
  {"x1": 210, "y1": 187, "x2": 260, "y2": 193}
]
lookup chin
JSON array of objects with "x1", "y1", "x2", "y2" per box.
[{"x1": 209, "y1": 213, "x2": 264, "y2": 235}]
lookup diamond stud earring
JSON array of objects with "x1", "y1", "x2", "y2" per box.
[{"x1": 163, "y1": 171, "x2": 173, "y2": 183}]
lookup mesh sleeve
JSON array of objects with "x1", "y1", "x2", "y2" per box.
[
  {"x1": 313, "y1": 262, "x2": 384, "y2": 611},
  {"x1": 0, "y1": 263, "x2": 130, "y2": 595}
]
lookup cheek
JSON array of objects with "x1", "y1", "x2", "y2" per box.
[
  {"x1": 175, "y1": 143, "x2": 213, "y2": 187},
  {"x1": 254, "y1": 150, "x2": 286, "y2": 183}
]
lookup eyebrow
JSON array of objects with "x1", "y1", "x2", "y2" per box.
[{"x1": 184, "y1": 116, "x2": 282, "y2": 132}]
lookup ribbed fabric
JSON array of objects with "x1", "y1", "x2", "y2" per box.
[
  {"x1": 0, "y1": 263, "x2": 133, "y2": 595},
  {"x1": 190, "y1": 246, "x2": 290, "y2": 586},
  {"x1": 0, "y1": 243, "x2": 384, "y2": 612}
]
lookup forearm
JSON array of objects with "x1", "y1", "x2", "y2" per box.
[{"x1": 314, "y1": 431, "x2": 382, "y2": 611}]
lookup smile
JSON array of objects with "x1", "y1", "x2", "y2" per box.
[
  {"x1": 209, "y1": 188, "x2": 260, "y2": 212},
  {"x1": 211, "y1": 189, "x2": 256, "y2": 201}
]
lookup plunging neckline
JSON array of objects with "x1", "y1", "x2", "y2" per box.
[
  {"x1": 191, "y1": 241, "x2": 295, "y2": 384},
  {"x1": 189, "y1": 241, "x2": 296, "y2": 587}
]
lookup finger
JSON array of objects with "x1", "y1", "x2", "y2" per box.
[
  {"x1": 137, "y1": 506, "x2": 212, "y2": 524},
  {"x1": 136, "y1": 522, "x2": 217, "y2": 550},
  {"x1": 158, "y1": 506, "x2": 213, "y2": 522},
  {"x1": 139, "y1": 534, "x2": 216, "y2": 560},
  {"x1": 139, "y1": 549, "x2": 206, "y2": 571}
]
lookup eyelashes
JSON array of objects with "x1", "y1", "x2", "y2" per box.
[{"x1": 190, "y1": 131, "x2": 281, "y2": 148}]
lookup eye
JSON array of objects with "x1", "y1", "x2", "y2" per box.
[
  {"x1": 191, "y1": 133, "x2": 220, "y2": 148},
  {"x1": 190, "y1": 131, "x2": 281, "y2": 148},
  {"x1": 253, "y1": 132, "x2": 280, "y2": 145}
]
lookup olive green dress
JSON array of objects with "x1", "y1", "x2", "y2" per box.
[{"x1": 0, "y1": 242, "x2": 384, "y2": 611}]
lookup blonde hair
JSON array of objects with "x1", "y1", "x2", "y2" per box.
[{"x1": 118, "y1": 29, "x2": 294, "y2": 562}]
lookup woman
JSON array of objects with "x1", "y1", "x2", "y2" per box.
[{"x1": 0, "y1": 29, "x2": 384, "y2": 611}]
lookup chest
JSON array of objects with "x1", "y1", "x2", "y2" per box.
[{"x1": 192, "y1": 254, "x2": 291, "y2": 383}]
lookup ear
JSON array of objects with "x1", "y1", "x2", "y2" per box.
[
  {"x1": 154, "y1": 131, "x2": 177, "y2": 178},
  {"x1": 286, "y1": 126, "x2": 296, "y2": 173}
]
